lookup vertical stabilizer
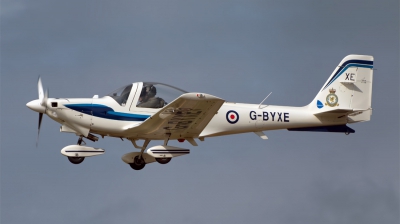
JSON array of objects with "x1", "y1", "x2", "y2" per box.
[{"x1": 309, "y1": 55, "x2": 374, "y2": 123}]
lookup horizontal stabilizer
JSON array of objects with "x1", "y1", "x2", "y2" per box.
[
  {"x1": 314, "y1": 108, "x2": 353, "y2": 115},
  {"x1": 288, "y1": 125, "x2": 355, "y2": 133},
  {"x1": 313, "y1": 108, "x2": 372, "y2": 123}
]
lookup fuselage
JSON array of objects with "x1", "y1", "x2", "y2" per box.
[{"x1": 43, "y1": 96, "x2": 346, "y2": 140}]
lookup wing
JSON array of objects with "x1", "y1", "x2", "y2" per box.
[{"x1": 123, "y1": 93, "x2": 225, "y2": 139}]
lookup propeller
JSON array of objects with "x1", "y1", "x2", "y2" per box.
[{"x1": 27, "y1": 77, "x2": 48, "y2": 147}]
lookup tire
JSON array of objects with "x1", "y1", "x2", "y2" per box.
[
  {"x1": 129, "y1": 156, "x2": 146, "y2": 170},
  {"x1": 155, "y1": 158, "x2": 171, "y2": 164},
  {"x1": 68, "y1": 157, "x2": 85, "y2": 164}
]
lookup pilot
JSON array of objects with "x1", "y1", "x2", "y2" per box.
[{"x1": 137, "y1": 85, "x2": 166, "y2": 108}]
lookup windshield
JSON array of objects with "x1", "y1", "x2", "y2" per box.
[
  {"x1": 106, "y1": 84, "x2": 132, "y2": 106},
  {"x1": 136, "y1": 82, "x2": 187, "y2": 108}
]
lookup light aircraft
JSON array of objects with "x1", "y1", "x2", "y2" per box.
[{"x1": 26, "y1": 55, "x2": 374, "y2": 170}]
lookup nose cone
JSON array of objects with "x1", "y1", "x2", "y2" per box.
[{"x1": 26, "y1": 99, "x2": 46, "y2": 113}]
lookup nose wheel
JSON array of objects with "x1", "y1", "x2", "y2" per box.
[
  {"x1": 66, "y1": 137, "x2": 87, "y2": 164},
  {"x1": 68, "y1": 156, "x2": 85, "y2": 164}
]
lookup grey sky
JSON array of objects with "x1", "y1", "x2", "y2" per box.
[{"x1": 1, "y1": 0, "x2": 399, "y2": 223}]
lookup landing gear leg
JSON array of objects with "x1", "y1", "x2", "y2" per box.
[
  {"x1": 163, "y1": 133, "x2": 171, "y2": 146},
  {"x1": 77, "y1": 136, "x2": 86, "y2": 145},
  {"x1": 128, "y1": 139, "x2": 150, "y2": 170},
  {"x1": 138, "y1": 139, "x2": 150, "y2": 159}
]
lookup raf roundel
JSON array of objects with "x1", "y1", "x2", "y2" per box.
[{"x1": 226, "y1": 110, "x2": 239, "y2": 124}]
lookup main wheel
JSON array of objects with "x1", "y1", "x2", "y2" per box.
[
  {"x1": 155, "y1": 158, "x2": 171, "y2": 164},
  {"x1": 129, "y1": 156, "x2": 146, "y2": 170},
  {"x1": 68, "y1": 157, "x2": 85, "y2": 164}
]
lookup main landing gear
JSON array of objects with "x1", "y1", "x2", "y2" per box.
[
  {"x1": 126, "y1": 138, "x2": 175, "y2": 171},
  {"x1": 128, "y1": 139, "x2": 150, "y2": 170},
  {"x1": 155, "y1": 158, "x2": 171, "y2": 164}
]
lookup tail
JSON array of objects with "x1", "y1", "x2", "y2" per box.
[{"x1": 309, "y1": 54, "x2": 374, "y2": 123}]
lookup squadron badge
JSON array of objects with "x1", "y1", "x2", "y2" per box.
[{"x1": 325, "y1": 88, "x2": 339, "y2": 107}]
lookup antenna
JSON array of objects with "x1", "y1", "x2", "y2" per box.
[{"x1": 258, "y1": 92, "x2": 272, "y2": 109}]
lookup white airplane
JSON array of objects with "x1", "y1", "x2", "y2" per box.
[{"x1": 26, "y1": 54, "x2": 374, "y2": 170}]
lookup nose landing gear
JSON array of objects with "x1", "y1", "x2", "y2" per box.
[
  {"x1": 67, "y1": 137, "x2": 86, "y2": 164},
  {"x1": 64, "y1": 135, "x2": 103, "y2": 165}
]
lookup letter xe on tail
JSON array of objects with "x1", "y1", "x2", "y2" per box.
[{"x1": 26, "y1": 54, "x2": 374, "y2": 170}]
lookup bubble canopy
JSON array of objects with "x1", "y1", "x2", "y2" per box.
[{"x1": 106, "y1": 82, "x2": 188, "y2": 108}]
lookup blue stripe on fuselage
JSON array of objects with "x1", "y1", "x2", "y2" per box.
[{"x1": 64, "y1": 104, "x2": 150, "y2": 121}]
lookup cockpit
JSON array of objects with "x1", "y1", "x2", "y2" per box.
[
  {"x1": 106, "y1": 82, "x2": 187, "y2": 110},
  {"x1": 107, "y1": 84, "x2": 133, "y2": 106}
]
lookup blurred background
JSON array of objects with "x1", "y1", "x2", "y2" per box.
[{"x1": 1, "y1": 0, "x2": 399, "y2": 223}]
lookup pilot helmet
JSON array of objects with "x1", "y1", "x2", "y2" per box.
[{"x1": 140, "y1": 85, "x2": 157, "y2": 98}]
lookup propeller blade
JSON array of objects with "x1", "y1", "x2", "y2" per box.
[
  {"x1": 36, "y1": 113, "x2": 43, "y2": 147},
  {"x1": 38, "y1": 112, "x2": 43, "y2": 130},
  {"x1": 38, "y1": 76, "x2": 44, "y2": 103}
]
